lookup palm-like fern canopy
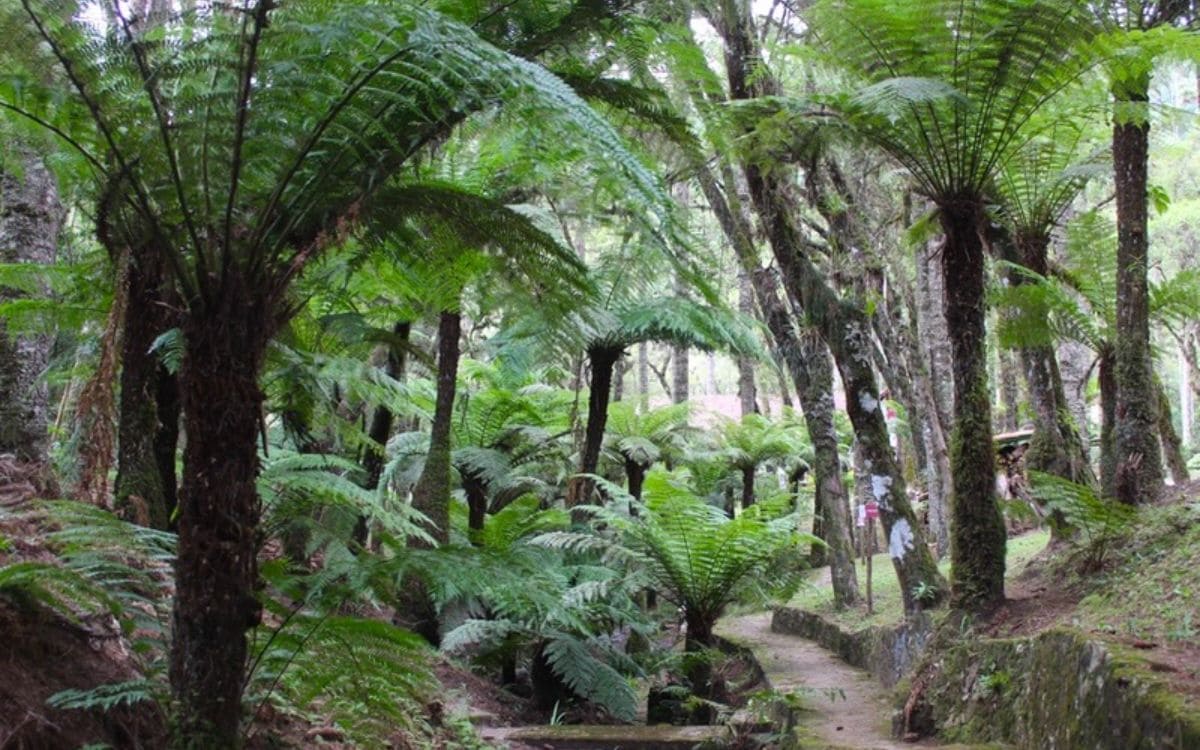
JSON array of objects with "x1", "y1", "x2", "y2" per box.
[{"x1": 812, "y1": 0, "x2": 1096, "y2": 202}]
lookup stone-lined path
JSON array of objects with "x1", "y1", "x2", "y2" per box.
[{"x1": 715, "y1": 611, "x2": 940, "y2": 750}]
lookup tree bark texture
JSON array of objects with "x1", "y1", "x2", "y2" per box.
[
  {"x1": 1113, "y1": 87, "x2": 1164, "y2": 504},
  {"x1": 940, "y1": 204, "x2": 1006, "y2": 611},
  {"x1": 671, "y1": 344, "x2": 689, "y2": 405},
  {"x1": 692, "y1": 161, "x2": 859, "y2": 608},
  {"x1": 1005, "y1": 232, "x2": 1092, "y2": 485},
  {"x1": 569, "y1": 345, "x2": 619, "y2": 509},
  {"x1": 706, "y1": 0, "x2": 942, "y2": 613},
  {"x1": 737, "y1": 273, "x2": 757, "y2": 416},
  {"x1": 170, "y1": 284, "x2": 269, "y2": 748},
  {"x1": 1156, "y1": 376, "x2": 1190, "y2": 484},
  {"x1": 115, "y1": 250, "x2": 177, "y2": 529},
  {"x1": 0, "y1": 149, "x2": 61, "y2": 463},
  {"x1": 411, "y1": 311, "x2": 460, "y2": 548},
  {"x1": 997, "y1": 346, "x2": 1021, "y2": 432},
  {"x1": 1099, "y1": 347, "x2": 1118, "y2": 498}
]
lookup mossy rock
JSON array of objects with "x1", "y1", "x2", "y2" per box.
[{"x1": 917, "y1": 627, "x2": 1200, "y2": 749}]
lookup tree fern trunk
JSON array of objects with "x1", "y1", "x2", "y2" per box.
[
  {"x1": 1099, "y1": 346, "x2": 1118, "y2": 498},
  {"x1": 625, "y1": 459, "x2": 646, "y2": 502},
  {"x1": 411, "y1": 311, "x2": 460, "y2": 547},
  {"x1": 571, "y1": 346, "x2": 618, "y2": 509},
  {"x1": 740, "y1": 464, "x2": 755, "y2": 510},
  {"x1": 170, "y1": 283, "x2": 268, "y2": 749},
  {"x1": 1006, "y1": 232, "x2": 1092, "y2": 486},
  {"x1": 738, "y1": 274, "x2": 757, "y2": 416},
  {"x1": 115, "y1": 251, "x2": 174, "y2": 529},
  {"x1": 1113, "y1": 83, "x2": 1163, "y2": 504},
  {"x1": 940, "y1": 203, "x2": 1006, "y2": 611}
]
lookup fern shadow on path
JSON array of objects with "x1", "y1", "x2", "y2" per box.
[{"x1": 715, "y1": 611, "x2": 940, "y2": 750}]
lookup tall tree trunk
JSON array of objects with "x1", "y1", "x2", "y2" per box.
[
  {"x1": 115, "y1": 251, "x2": 175, "y2": 528},
  {"x1": 795, "y1": 328, "x2": 860, "y2": 606},
  {"x1": 170, "y1": 287, "x2": 269, "y2": 748},
  {"x1": 1181, "y1": 338, "x2": 1194, "y2": 449},
  {"x1": 637, "y1": 341, "x2": 650, "y2": 411},
  {"x1": 940, "y1": 204, "x2": 1006, "y2": 611},
  {"x1": 1099, "y1": 346, "x2": 1118, "y2": 498},
  {"x1": 0, "y1": 148, "x2": 61, "y2": 463},
  {"x1": 706, "y1": 0, "x2": 943, "y2": 613},
  {"x1": 997, "y1": 345, "x2": 1021, "y2": 432},
  {"x1": 912, "y1": 248, "x2": 952, "y2": 557},
  {"x1": 917, "y1": 243, "x2": 954, "y2": 439},
  {"x1": 737, "y1": 273, "x2": 757, "y2": 416},
  {"x1": 1113, "y1": 82, "x2": 1163, "y2": 504},
  {"x1": 569, "y1": 345, "x2": 619, "y2": 509},
  {"x1": 354, "y1": 321, "x2": 411, "y2": 546},
  {"x1": 1003, "y1": 232, "x2": 1092, "y2": 485},
  {"x1": 672, "y1": 344, "x2": 689, "y2": 404},
  {"x1": 740, "y1": 464, "x2": 755, "y2": 510},
  {"x1": 692, "y1": 161, "x2": 860, "y2": 608},
  {"x1": 1156, "y1": 376, "x2": 1190, "y2": 484},
  {"x1": 411, "y1": 311, "x2": 460, "y2": 547},
  {"x1": 154, "y1": 363, "x2": 180, "y2": 526},
  {"x1": 613, "y1": 353, "x2": 626, "y2": 402},
  {"x1": 1059, "y1": 340, "x2": 1094, "y2": 450}
]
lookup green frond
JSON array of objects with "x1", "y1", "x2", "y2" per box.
[{"x1": 810, "y1": 0, "x2": 1098, "y2": 199}]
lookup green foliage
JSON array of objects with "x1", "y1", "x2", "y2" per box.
[
  {"x1": 1029, "y1": 472, "x2": 1135, "y2": 571},
  {"x1": 718, "y1": 413, "x2": 797, "y2": 472},
  {"x1": 810, "y1": 0, "x2": 1096, "y2": 200},
  {"x1": 440, "y1": 500, "x2": 647, "y2": 721},
  {"x1": 248, "y1": 564, "x2": 436, "y2": 745},
  {"x1": 534, "y1": 472, "x2": 810, "y2": 638},
  {"x1": 604, "y1": 401, "x2": 692, "y2": 470}
]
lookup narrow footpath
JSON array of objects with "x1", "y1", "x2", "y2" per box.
[{"x1": 715, "y1": 611, "x2": 939, "y2": 750}]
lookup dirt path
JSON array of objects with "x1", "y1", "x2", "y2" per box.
[{"x1": 716, "y1": 611, "x2": 938, "y2": 750}]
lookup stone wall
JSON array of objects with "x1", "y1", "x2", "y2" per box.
[
  {"x1": 771, "y1": 607, "x2": 933, "y2": 688},
  {"x1": 914, "y1": 628, "x2": 1200, "y2": 750}
]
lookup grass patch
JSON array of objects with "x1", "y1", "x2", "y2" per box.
[
  {"x1": 1074, "y1": 502, "x2": 1200, "y2": 644},
  {"x1": 790, "y1": 529, "x2": 1051, "y2": 630}
]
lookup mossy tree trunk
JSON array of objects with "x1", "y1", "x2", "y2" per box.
[
  {"x1": 693, "y1": 162, "x2": 859, "y2": 607},
  {"x1": 115, "y1": 250, "x2": 177, "y2": 529},
  {"x1": 1004, "y1": 231, "x2": 1092, "y2": 486},
  {"x1": 940, "y1": 202, "x2": 1006, "y2": 611},
  {"x1": 737, "y1": 273, "x2": 757, "y2": 416},
  {"x1": 706, "y1": 0, "x2": 942, "y2": 614},
  {"x1": 411, "y1": 311, "x2": 460, "y2": 547},
  {"x1": 169, "y1": 280, "x2": 270, "y2": 748},
  {"x1": 1155, "y1": 376, "x2": 1190, "y2": 485},
  {"x1": 1112, "y1": 80, "x2": 1163, "y2": 505},
  {"x1": 0, "y1": 148, "x2": 61, "y2": 464}
]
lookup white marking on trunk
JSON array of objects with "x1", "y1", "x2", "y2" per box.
[
  {"x1": 859, "y1": 391, "x2": 879, "y2": 413},
  {"x1": 871, "y1": 474, "x2": 892, "y2": 509},
  {"x1": 889, "y1": 518, "x2": 914, "y2": 560}
]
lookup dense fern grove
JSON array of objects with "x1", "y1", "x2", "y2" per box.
[{"x1": 0, "y1": 0, "x2": 1198, "y2": 747}]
